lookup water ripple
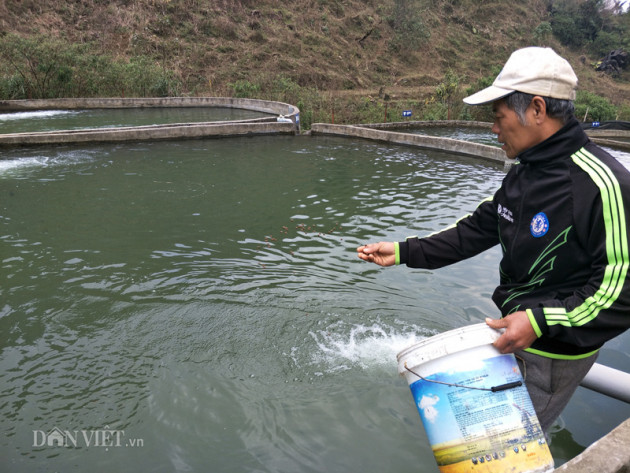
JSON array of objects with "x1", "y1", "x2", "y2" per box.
[{"x1": 5, "y1": 135, "x2": 623, "y2": 472}]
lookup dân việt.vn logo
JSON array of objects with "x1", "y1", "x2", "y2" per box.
[{"x1": 33, "y1": 426, "x2": 144, "y2": 449}]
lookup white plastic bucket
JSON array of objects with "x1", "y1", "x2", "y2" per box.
[{"x1": 397, "y1": 323, "x2": 554, "y2": 473}]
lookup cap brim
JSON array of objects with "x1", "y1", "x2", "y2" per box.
[{"x1": 463, "y1": 85, "x2": 514, "y2": 105}]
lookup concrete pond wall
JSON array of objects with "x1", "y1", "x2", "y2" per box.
[
  {"x1": 355, "y1": 119, "x2": 630, "y2": 152},
  {"x1": 0, "y1": 97, "x2": 301, "y2": 146},
  {"x1": 555, "y1": 418, "x2": 630, "y2": 473},
  {"x1": 310, "y1": 122, "x2": 512, "y2": 167}
]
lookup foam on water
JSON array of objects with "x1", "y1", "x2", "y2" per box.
[
  {"x1": 0, "y1": 110, "x2": 75, "y2": 121},
  {"x1": 0, "y1": 149, "x2": 102, "y2": 178},
  {"x1": 607, "y1": 147, "x2": 630, "y2": 170},
  {"x1": 0, "y1": 156, "x2": 49, "y2": 174},
  {"x1": 309, "y1": 320, "x2": 430, "y2": 372}
]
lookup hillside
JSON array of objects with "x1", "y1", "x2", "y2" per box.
[{"x1": 1, "y1": 0, "x2": 629, "y2": 123}]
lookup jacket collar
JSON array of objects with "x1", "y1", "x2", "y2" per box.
[{"x1": 517, "y1": 117, "x2": 589, "y2": 165}]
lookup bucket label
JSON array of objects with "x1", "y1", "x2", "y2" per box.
[{"x1": 408, "y1": 353, "x2": 553, "y2": 472}]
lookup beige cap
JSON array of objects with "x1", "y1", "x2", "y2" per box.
[{"x1": 463, "y1": 47, "x2": 578, "y2": 105}]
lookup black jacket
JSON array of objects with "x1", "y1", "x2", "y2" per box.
[{"x1": 398, "y1": 118, "x2": 630, "y2": 358}]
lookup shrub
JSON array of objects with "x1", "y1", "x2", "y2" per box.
[
  {"x1": 533, "y1": 22, "x2": 553, "y2": 46},
  {"x1": 618, "y1": 104, "x2": 630, "y2": 121},
  {"x1": 0, "y1": 74, "x2": 24, "y2": 99},
  {"x1": 0, "y1": 33, "x2": 182, "y2": 99},
  {"x1": 229, "y1": 80, "x2": 261, "y2": 98},
  {"x1": 574, "y1": 90, "x2": 618, "y2": 122},
  {"x1": 434, "y1": 69, "x2": 462, "y2": 120},
  {"x1": 387, "y1": 0, "x2": 430, "y2": 52}
]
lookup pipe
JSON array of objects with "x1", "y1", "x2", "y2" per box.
[{"x1": 580, "y1": 363, "x2": 630, "y2": 404}]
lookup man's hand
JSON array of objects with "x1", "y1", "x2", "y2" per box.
[
  {"x1": 357, "y1": 242, "x2": 396, "y2": 267},
  {"x1": 486, "y1": 311, "x2": 538, "y2": 353}
]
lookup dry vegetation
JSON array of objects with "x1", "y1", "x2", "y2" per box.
[{"x1": 0, "y1": 0, "x2": 629, "y2": 123}]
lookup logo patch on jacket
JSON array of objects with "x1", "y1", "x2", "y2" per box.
[
  {"x1": 497, "y1": 204, "x2": 514, "y2": 223},
  {"x1": 530, "y1": 212, "x2": 549, "y2": 237}
]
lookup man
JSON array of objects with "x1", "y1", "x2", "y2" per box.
[{"x1": 357, "y1": 47, "x2": 630, "y2": 433}]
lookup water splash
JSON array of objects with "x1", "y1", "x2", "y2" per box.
[
  {"x1": 0, "y1": 110, "x2": 76, "y2": 121},
  {"x1": 308, "y1": 320, "x2": 431, "y2": 372},
  {"x1": 0, "y1": 149, "x2": 100, "y2": 177},
  {"x1": 0, "y1": 156, "x2": 49, "y2": 174}
]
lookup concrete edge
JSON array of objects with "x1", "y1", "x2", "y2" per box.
[
  {"x1": 1, "y1": 117, "x2": 278, "y2": 136},
  {"x1": 554, "y1": 417, "x2": 630, "y2": 472},
  {"x1": 0, "y1": 97, "x2": 302, "y2": 146},
  {"x1": 364, "y1": 120, "x2": 630, "y2": 153},
  {"x1": 360, "y1": 120, "x2": 494, "y2": 130},
  {"x1": 310, "y1": 123, "x2": 513, "y2": 166},
  {"x1": 0, "y1": 121, "x2": 296, "y2": 147},
  {"x1": 590, "y1": 137, "x2": 630, "y2": 151},
  {"x1": 0, "y1": 96, "x2": 298, "y2": 116},
  {"x1": 585, "y1": 129, "x2": 630, "y2": 138}
]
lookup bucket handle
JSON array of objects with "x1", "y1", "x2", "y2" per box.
[{"x1": 404, "y1": 362, "x2": 523, "y2": 393}]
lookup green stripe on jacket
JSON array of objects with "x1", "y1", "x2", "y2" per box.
[{"x1": 542, "y1": 148, "x2": 629, "y2": 328}]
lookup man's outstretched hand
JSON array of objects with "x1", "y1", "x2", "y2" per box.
[{"x1": 357, "y1": 242, "x2": 396, "y2": 267}]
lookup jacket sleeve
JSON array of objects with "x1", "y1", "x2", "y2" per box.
[
  {"x1": 397, "y1": 197, "x2": 500, "y2": 269},
  {"x1": 528, "y1": 150, "x2": 630, "y2": 348}
]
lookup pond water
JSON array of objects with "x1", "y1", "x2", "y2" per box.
[
  {"x1": 1, "y1": 133, "x2": 629, "y2": 473},
  {"x1": 0, "y1": 107, "x2": 272, "y2": 134},
  {"x1": 401, "y1": 126, "x2": 500, "y2": 147}
]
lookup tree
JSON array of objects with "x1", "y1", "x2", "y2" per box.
[
  {"x1": 550, "y1": 0, "x2": 630, "y2": 55},
  {"x1": 550, "y1": 0, "x2": 605, "y2": 48}
]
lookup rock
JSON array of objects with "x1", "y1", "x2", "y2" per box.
[{"x1": 596, "y1": 49, "x2": 628, "y2": 76}]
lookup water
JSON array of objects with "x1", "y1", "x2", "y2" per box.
[
  {"x1": 1, "y1": 134, "x2": 629, "y2": 473},
  {"x1": 0, "y1": 107, "x2": 272, "y2": 134},
  {"x1": 403, "y1": 126, "x2": 500, "y2": 147}
]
